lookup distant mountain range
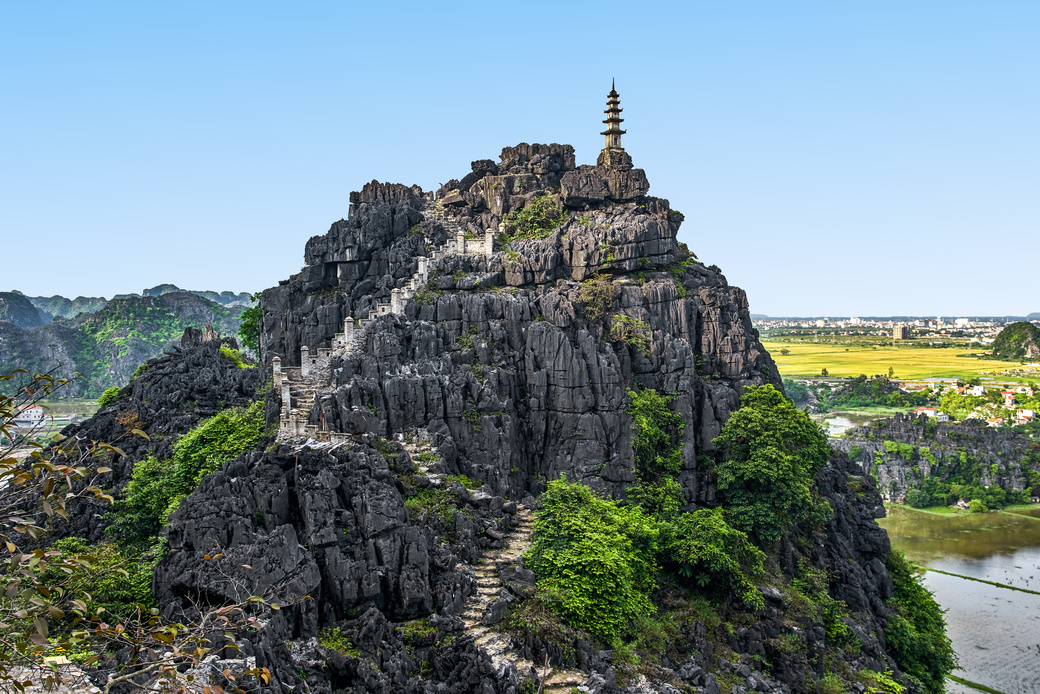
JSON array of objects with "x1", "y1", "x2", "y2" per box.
[
  {"x1": 0, "y1": 285, "x2": 252, "y2": 327},
  {"x1": 0, "y1": 286, "x2": 251, "y2": 397}
]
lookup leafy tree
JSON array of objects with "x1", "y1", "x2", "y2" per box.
[
  {"x1": 884, "y1": 551, "x2": 956, "y2": 694},
  {"x1": 238, "y1": 292, "x2": 262, "y2": 355},
  {"x1": 779, "y1": 348, "x2": 791, "y2": 356},
  {"x1": 821, "y1": 367, "x2": 828, "y2": 377},
  {"x1": 660, "y1": 508, "x2": 765, "y2": 609},
  {"x1": 905, "y1": 489, "x2": 931, "y2": 508},
  {"x1": 526, "y1": 477, "x2": 659, "y2": 640},
  {"x1": 968, "y1": 498, "x2": 988, "y2": 513},
  {"x1": 713, "y1": 384, "x2": 831, "y2": 545}
]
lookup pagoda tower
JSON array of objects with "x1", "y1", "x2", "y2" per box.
[{"x1": 597, "y1": 80, "x2": 633, "y2": 169}]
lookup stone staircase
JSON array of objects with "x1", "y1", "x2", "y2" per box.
[
  {"x1": 274, "y1": 199, "x2": 502, "y2": 441},
  {"x1": 456, "y1": 507, "x2": 589, "y2": 693}
]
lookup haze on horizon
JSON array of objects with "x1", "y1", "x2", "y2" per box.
[{"x1": 2, "y1": 2, "x2": 1037, "y2": 317}]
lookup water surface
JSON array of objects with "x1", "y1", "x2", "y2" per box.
[{"x1": 878, "y1": 505, "x2": 1040, "y2": 693}]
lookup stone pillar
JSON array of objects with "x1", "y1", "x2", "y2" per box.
[
  {"x1": 418, "y1": 256, "x2": 428, "y2": 281},
  {"x1": 391, "y1": 288, "x2": 404, "y2": 315},
  {"x1": 272, "y1": 356, "x2": 282, "y2": 386},
  {"x1": 456, "y1": 229, "x2": 466, "y2": 254},
  {"x1": 343, "y1": 317, "x2": 355, "y2": 347},
  {"x1": 485, "y1": 228, "x2": 495, "y2": 255},
  {"x1": 300, "y1": 346, "x2": 310, "y2": 378},
  {"x1": 280, "y1": 381, "x2": 291, "y2": 420}
]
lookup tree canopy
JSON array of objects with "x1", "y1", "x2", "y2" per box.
[{"x1": 713, "y1": 384, "x2": 831, "y2": 544}]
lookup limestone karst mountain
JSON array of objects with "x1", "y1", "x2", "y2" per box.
[
  {"x1": 35, "y1": 95, "x2": 937, "y2": 693},
  {"x1": 0, "y1": 292, "x2": 244, "y2": 397}
]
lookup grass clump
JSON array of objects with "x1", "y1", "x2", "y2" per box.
[
  {"x1": 317, "y1": 627, "x2": 361, "y2": 657},
  {"x1": 404, "y1": 488, "x2": 456, "y2": 525}
]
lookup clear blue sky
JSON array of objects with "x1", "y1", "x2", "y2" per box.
[{"x1": 2, "y1": 1, "x2": 1037, "y2": 316}]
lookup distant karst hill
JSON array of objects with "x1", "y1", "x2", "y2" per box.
[
  {"x1": 990, "y1": 321, "x2": 1040, "y2": 361},
  {"x1": 4, "y1": 285, "x2": 253, "y2": 325},
  {"x1": 0, "y1": 291, "x2": 47, "y2": 328},
  {"x1": 0, "y1": 292, "x2": 245, "y2": 397}
]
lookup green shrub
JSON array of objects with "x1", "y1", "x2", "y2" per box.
[
  {"x1": 856, "y1": 669, "x2": 904, "y2": 694},
  {"x1": 661, "y1": 508, "x2": 765, "y2": 609},
  {"x1": 219, "y1": 344, "x2": 250, "y2": 369},
  {"x1": 503, "y1": 194, "x2": 566, "y2": 240},
  {"x1": 969, "y1": 498, "x2": 988, "y2": 513},
  {"x1": 98, "y1": 386, "x2": 121, "y2": 407},
  {"x1": 526, "y1": 477, "x2": 659, "y2": 640},
  {"x1": 713, "y1": 384, "x2": 831, "y2": 545},
  {"x1": 317, "y1": 627, "x2": 361, "y2": 657},
  {"x1": 626, "y1": 387, "x2": 684, "y2": 517},
  {"x1": 884, "y1": 551, "x2": 956, "y2": 694},
  {"x1": 110, "y1": 400, "x2": 266, "y2": 546},
  {"x1": 404, "y1": 488, "x2": 456, "y2": 524},
  {"x1": 609, "y1": 314, "x2": 652, "y2": 356},
  {"x1": 577, "y1": 274, "x2": 614, "y2": 324},
  {"x1": 43, "y1": 538, "x2": 156, "y2": 620}
]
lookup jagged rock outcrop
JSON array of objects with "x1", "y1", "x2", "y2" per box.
[
  {"x1": 44, "y1": 142, "x2": 909, "y2": 694},
  {"x1": 835, "y1": 413, "x2": 1040, "y2": 502},
  {"x1": 53, "y1": 333, "x2": 264, "y2": 542}
]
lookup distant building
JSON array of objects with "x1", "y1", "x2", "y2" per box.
[
  {"x1": 955, "y1": 318, "x2": 970, "y2": 327},
  {"x1": 815, "y1": 319, "x2": 826, "y2": 327},
  {"x1": 13, "y1": 405, "x2": 44, "y2": 425},
  {"x1": 969, "y1": 385, "x2": 985, "y2": 397},
  {"x1": 986, "y1": 418, "x2": 1003, "y2": 427},
  {"x1": 1002, "y1": 391, "x2": 1016, "y2": 407},
  {"x1": 914, "y1": 407, "x2": 951, "y2": 422},
  {"x1": 893, "y1": 326, "x2": 911, "y2": 340}
]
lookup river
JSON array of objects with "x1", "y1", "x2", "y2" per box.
[{"x1": 877, "y1": 505, "x2": 1040, "y2": 694}]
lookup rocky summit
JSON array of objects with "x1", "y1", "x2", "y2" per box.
[
  {"x1": 129, "y1": 138, "x2": 903, "y2": 694},
  {"x1": 35, "y1": 127, "x2": 924, "y2": 694}
]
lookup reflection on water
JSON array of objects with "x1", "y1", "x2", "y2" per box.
[
  {"x1": 813, "y1": 411, "x2": 884, "y2": 438},
  {"x1": 878, "y1": 506, "x2": 1040, "y2": 693}
]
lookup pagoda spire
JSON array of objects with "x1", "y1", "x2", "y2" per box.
[
  {"x1": 600, "y1": 79, "x2": 626, "y2": 149},
  {"x1": 597, "y1": 80, "x2": 632, "y2": 169}
]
